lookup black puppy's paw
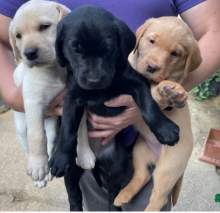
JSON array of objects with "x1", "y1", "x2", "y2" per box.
[
  {"x1": 152, "y1": 119, "x2": 180, "y2": 146},
  {"x1": 49, "y1": 151, "x2": 73, "y2": 177}
]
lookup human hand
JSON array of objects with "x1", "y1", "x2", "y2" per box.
[
  {"x1": 88, "y1": 95, "x2": 142, "y2": 145},
  {"x1": 45, "y1": 88, "x2": 67, "y2": 116}
]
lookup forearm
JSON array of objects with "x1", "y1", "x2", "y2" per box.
[
  {"x1": 0, "y1": 41, "x2": 24, "y2": 112},
  {"x1": 181, "y1": 0, "x2": 220, "y2": 92},
  {"x1": 182, "y1": 30, "x2": 220, "y2": 92}
]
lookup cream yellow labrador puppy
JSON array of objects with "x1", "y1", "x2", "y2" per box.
[
  {"x1": 10, "y1": 0, "x2": 72, "y2": 188},
  {"x1": 114, "y1": 17, "x2": 202, "y2": 211}
]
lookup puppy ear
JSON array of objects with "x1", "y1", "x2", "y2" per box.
[
  {"x1": 116, "y1": 19, "x2": 136, "y2": 68},
  {"x1": 183, "y1": 40, "x2": 202, "y2": 80},
  {"x1": 55, "y1": 22, "x2": 66, "y2": 67},
  {"x1": 128, "y1": 49, "x2": 138, "y2": 70},
  {"x1": 55, "y1": 3, "x2": 70, "y2": 21},
  {"x1": 9, "y1": 21, "x2": 20, "y2": 62},
  {"x1": 133, "y1": 18, "x2": 154, "y2": 54}
]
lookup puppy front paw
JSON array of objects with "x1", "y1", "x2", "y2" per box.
[
  {"x1": 152, "y1": 118, "x2": 180, "y2": 146},
  {"x1": 27, "y1": 155, "x2": 49, "y2": 181},
  {"x1": 76, "y1": 146, "x2": 96, "y2": 170},
  {"x1": 33, "y1": 172, "x2": 53, "y2": 189},
  {"x1": 33, "y1": 180, "x2": 47, "y2": 189},
  {"x1": 49, "y1": 151, "x2": 73, "y2": 177},
  {"x1": 157, "y1": 80, "x2": 188, "y2": 108}
]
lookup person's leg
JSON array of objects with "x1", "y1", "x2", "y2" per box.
[{"x1": 80, "y1": 170, "x2": 109, "y2": 211}]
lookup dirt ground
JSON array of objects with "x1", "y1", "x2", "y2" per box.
[{"x1": 0, "y1": 92, "x2": 220, "y2": 211}]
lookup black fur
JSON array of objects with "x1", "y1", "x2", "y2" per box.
[{"x1": 49, "y1": 5, "x2": 180, "y2": 211}]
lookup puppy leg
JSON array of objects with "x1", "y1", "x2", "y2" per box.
[
  {"x1": 108, "y1": 140, "x2": 128, "y2": 211},
  {"x1": 114, "y1": 135, "x2": 156, "y2": 206},
  {"x1": 132, "y1": 80, "x2": 179, "y2": 146},
  {"x1": 172, "y1": 174, "x2": 184, "y2": 206},
  {"x1": 64, "y1": 164, "x2": 84, "y2": 211},
  {"x1": 145, "y1": 145, "x2": 188, "y2": 211},
  {"x1": 76, "y1": 108, "x2": 96, "y2": 170},
  {"x1": 14, "y1": 111, "x2": 28, "y2": 157},
  {"x1": 25, "y1": 101, "x2": 49, "y2": 181},
  {"x1": 32, "y1": 116, "x2": 58, "y2": 188}
]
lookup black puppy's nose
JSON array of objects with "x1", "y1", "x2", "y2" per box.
[
  {"x1": 24, "y1": 47, "x2": 38, "y2": 61},
  {"x1": 146, "y1": 62, "x2": 160, "y2": 73}
]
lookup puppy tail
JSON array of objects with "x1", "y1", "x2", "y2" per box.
[
  {"x1": 172, "y1": 175, "x2": 183, "y2": 206},
  {"x1": 92, "y1": 166, "x2": 103, "y2": 188}
]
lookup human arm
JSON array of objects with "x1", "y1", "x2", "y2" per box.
[
  {"x1": 0, "y1": 14, "x2": 23, "y2": 111},
  {"x1": 181, "y1": 0, "x2": 220, "y2": 91}
]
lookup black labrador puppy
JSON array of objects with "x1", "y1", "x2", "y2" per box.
[{"x1": 49, "y1": 5, "x2": 180, "y2": 211}]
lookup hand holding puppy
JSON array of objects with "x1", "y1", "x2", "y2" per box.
[{"x1": 88, "y1": 94, "x2": 142, "y2": 145}]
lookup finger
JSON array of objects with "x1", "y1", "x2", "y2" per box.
[
  {"x1": 87, "y1": 110, "x2": 122, "y2": 125},
  {"x1": 87, "y1": 116, "x2": 114, "y2": 130},
  {"x1": 52, "y1": 106, "x2": 63, "y2": 116},
  {"x1": 49, "y1": 88, "x2": 67, "y2": 107},
  {"x1": 46, "y1": 106, "x2": 63, "y2": 116},
  {"x1": 104, "y1": 95, "x2": 135, "y2": 107},
  {"x1": 88, "y1": 130, "x2": 115, "y2": 138},
  {"x1": 101, "y1": 133, "x2": 117, "y2": 145}
]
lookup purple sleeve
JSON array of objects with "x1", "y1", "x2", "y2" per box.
[
  {"x1": 174, "y1": 0, "x2": 206, "y2": 13},
  {"x1": 0, "y1": 0, "x2": 28, "y2": 18}
]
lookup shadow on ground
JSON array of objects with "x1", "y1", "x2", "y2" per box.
[{"x1": 0, "y1": 92, "x2": 219, "y2": 211}]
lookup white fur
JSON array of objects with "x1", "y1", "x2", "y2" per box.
[{"x1": 13, "y1": 62, "x2": 66, "y2": 185}]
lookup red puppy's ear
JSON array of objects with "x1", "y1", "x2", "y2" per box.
[
  {"x1": 183, "y1": 39, "x2": 202, "y2": 81},
  {"x1": 133, "y1": 18, "x2": 154, "y2": 54}
]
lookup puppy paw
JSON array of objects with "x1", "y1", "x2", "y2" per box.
[
  {"x1": 45, "y1": 171, "x2": 53, "y2": 182},
  {"x1": 157, "y1": 80, "x2": 188, "y2": 108},
  {"x1": 114, "y1": 190, "x2": 133, "y2": 207},
  {"x1": 152, "y1": 118, "x2": 180, "y2": 146},
  {"x1": 48, "y1": 151, "x2": 73, "y2": 177},
  {"x1": 32, "y1": 171, "x2": 53, "y2": 189},
  {"x1": 27, "y1": 155, "x2": 49, "y2": 181},
  {"x1": 76, "y1": 147, "x2": 96, "y2": 170},
  {"x1": 33, "y1": 180, "x2": 47, "y2": 189}
]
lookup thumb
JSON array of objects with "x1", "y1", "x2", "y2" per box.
[{"x1": 104, "y1": 95, "x2": 134, "y2": 107}]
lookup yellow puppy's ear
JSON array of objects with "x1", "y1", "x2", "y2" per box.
[
  {"x1": 55, "y1": 3, "x2": 71, "y2": 21},
  {"x1": 183, "y1": 40, "x2": 202, "y2": 80},
  {"x1": 9, "y1": 21, "x2": 20, "y2": 62}
]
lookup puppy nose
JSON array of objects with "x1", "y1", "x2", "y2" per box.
[
  {"x1": 146, "y1": 62, "x2": 160, "y2": 73},
  {"x1": 24, "y1": 47, "x2": 38, "y2": 61}
]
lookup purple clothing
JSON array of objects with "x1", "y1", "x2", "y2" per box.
[
  {"x1": 0, "y1": 0, "x2": 205, "y2": 147},
  {"x1": 0, "y1": 0, "x2": 205, "y2": 33}
]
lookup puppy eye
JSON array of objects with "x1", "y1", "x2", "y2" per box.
[
  {"x1": 171, "y1": 51, "x2": 179, "y2": 57},
  {"x1": 39, "y1": 24, "x2": 51, "y2": 31},
  {"x1": 16, "y1": 34, "x2": 21, "y2": 39},
  {"x1": 149, "y1": 39, "x2": 155, "y2": 45},
  {"x1": 73, "y1": 44, "x2": 83, "y2": 55}
]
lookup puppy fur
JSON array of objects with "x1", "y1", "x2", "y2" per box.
[
  {"x1": 48, "y1": 6, "x2": 181, "y2": 211},
  {"x1": 10, "y1": 0, "x2": 70, "y2": 188},
  {"x1": 114, "y1": 17, "x2": 202, "y2": 211}
]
